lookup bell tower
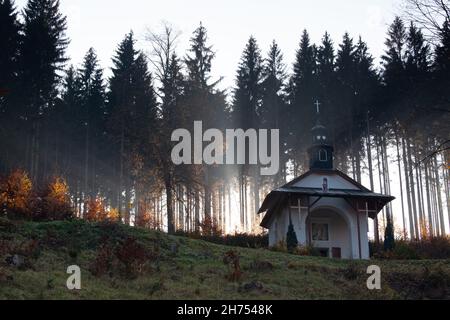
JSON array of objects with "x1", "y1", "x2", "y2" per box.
[{"x1": 308, "y1": 100, "x2": 334, "y2": 170}]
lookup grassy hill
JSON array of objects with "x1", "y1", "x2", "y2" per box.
[{"x1": 0, "y1": 218, "x2": 449, "y2": 300}]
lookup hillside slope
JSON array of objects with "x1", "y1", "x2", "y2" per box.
[{"x1": 0, "y1": 218, "x2": 449, "y2": 300}]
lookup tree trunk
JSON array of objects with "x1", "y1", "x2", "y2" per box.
[
  {"x1": 407, "y1": 139, "x2": 419, "y2": 239},
  {"x1": 402, "y1": 137, "x2": 414, "y2": 239},
  {"x1": 433, "y1": 155, "x2": 445, "y2": 236},
  {"x1": 395, "y1": 131, "x2": 406, "y2": 237},
  {"x1": 166, "y1": 173, "x2": 175, "y2": 234}
]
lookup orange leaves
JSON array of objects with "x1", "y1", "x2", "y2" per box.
[
  {"x1": 34, "y1": 177, "x2": 74, "y2": 221},
  {"x1": 84, "y1": 198, "x2": 119, "y2": 223},
  {"x1": 84, "y1": 198, "x2": 108, "y2": 222},
  {"x1": 0, "y1": 170, "x2": 33, "y2": 218}
]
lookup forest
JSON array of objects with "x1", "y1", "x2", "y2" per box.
[{"x1": 0, "y1": 0, "x2": 449, "y2": 242}]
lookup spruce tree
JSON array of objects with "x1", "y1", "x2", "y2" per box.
[
  {"x1": 232, "y1": 36, "x2": 263, "y2": 230},
  {"x1": 18, "y1": 0, "x2": 68, "y2": 180},
  {"x1": 286, "y1": 221, "x2": 299, "y2": 253},
  {"x1": 260, "y1": 40, "x2": 287, "y2": 186},
  {"x1": 434, "y1": 20, "x2": 450, "y2": 75},
  {"x1": 0, "y1": 0, "x2": 20, "y2": 103},
  {"x1": 78, "y1": 48, "x2": 106, "y2": 198},
  {"x1": 288, "y1": 30, "x2": 317, "y2": 174}
]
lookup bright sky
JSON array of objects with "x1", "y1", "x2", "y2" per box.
[{"x1": 15, "y1": 0, "x2": 399, "y2": 93}]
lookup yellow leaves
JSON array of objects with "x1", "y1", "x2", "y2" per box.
[
  {"x1": 47, "y1": 177, "x2": 69, "y2": 205},
  {"x1": 85, "y1": 198, "x2": 120, "y2": 223},
  {"x1": 107, "y1": 208, "x2": 120, "y2": 222},
  {"x1": 84, "y1": 198, "x2": 108, "y2": 222},
  {"x1": 0, "y1": 170, "x2": 33, "y2": 216}
]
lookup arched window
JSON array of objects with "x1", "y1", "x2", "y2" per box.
[{"x1": 319, "y1": 149, "x2": 327, "y2": 162}]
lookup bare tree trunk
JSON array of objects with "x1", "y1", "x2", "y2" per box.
[
  {"x1": 442, "y1": 161, "x2": 450, "y2": 232},
  {"x1": 434, "y1": 155, "x2": 445, "y2": 236},
  {"x1": 376, "y1": 137, "x2": 386, "y2": 234},
  {"x1": 425, "y1": 161, "x2": 434, "y2": 237},
  {"x1": 402, "y1": 137, "x2": 414, "y2": 239},
  {"x1": 366, "y1": 115, "x2": 379, "y2": 243},
  {"x1": 166, "y1": 174, "x2": 175, "y2": 234},
  {"x1": 118, "y1": 124, "x2": 125, "y2": 220},
  {"x1": 84, "y1": 122, "x2": 89, "y2": 201},
  {"x1": 381, "y1": 136, "x2": 392, "y2": 226},
  {"x1": 194, "y1": 188, "x2": 200, "y2": 233},
  {"x1": 395, "y1": 131, "x2": 407, "y2": 237},
  {"x1": 407, "y1": 139, "x2": 419, "y2": 239},
  {"x1": 414, "y1": 149, "x2": 424, "y2": 233}
]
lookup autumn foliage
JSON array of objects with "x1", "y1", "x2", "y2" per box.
[
  {"x1": 84, "y1": 197, "x2": 120, "y2": 222},
  {"x1": 0, "y1": 170, "x2": 33, "y2": 218},
  {"x1": 84, "y1": 198, "x2": 108, "y2": 222},
  {"x1": 0, "y1": 171, "x2": 74, "y2": 221},
  {"x1": 33, "y1": 177, "x2": 74, "y2": 221}
]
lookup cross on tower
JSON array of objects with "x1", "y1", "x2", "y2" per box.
[{"x1": 314, "y1": 100, "x2": 321, "y2": 114}]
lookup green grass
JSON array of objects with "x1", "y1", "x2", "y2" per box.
[{"x1": 0, "y1": 218, "x2": 449, "y2": 300}]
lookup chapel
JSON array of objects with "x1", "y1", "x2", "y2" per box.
[{"x1": 258, "y1": 102, "x2": 394, "y2": 259}]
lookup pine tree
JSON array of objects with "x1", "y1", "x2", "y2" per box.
[
  {"x1": 260, "y1": 40, "x2": 287, "y2": 186},
  {"x1": 18, "y1": 0, "x2": 68, "y2": 181},
  {"x1": 232, "y1": 36, "x2": 263, "y2": 231},
  {"x1": 405, "y1": 22, "x2": 430, "y2": 80},
  {"x1": 0, "y1": 0, "x2": 20, "y2": 103},
  {"x1": 316, "y1": 32, "x2": 336, "y2": 119},
  {"x1": 0, "y1": 0, "x2": 21, "y2": 172},
  {"x1": 434, "y1": 20, "x2": 450, "y2": 75},
  {"x1": 78, "y1": 48, "x2": 106, "y2": 199},
  {"x1": 108, "y1": 32, "x2": 159, "y2": 223},
  {"x1": 382, "y1": 17, "x2": 407, "y2": 98},
  {"x1": 183, "y1": 23, "x2": 227, "y2": 227},
  {"x1": 233, "y1": 36, "x2": 263, "y2": 130}
]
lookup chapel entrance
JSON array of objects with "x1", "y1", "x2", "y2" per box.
[{"x1": 306, "y1": 208, "x2": 351, "y2": 259}]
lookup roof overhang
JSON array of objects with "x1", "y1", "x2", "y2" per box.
[{"x1": 258, "y1": 187, "x2": 395, "y2": 229}]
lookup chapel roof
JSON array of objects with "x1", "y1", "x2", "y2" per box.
[{"x1": 258, "y1": 169, "x2": 395, "y2": 228}]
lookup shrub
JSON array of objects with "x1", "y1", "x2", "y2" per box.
[
  {"x1": 199, "y1": 216, "x2": 222, "y2": 237},
  {"x1": 392, "y1": 241, "x2": 420, "y2": 260},
  {"x1": 286, "y1": 222, "x2": 298, "y2": 253},
  {"x1": 174, "y1": 230, "x2": 268, "y2": 249},
  {"x1": 223, "y1": 250, "x2": 242, "y2": 282},
  {"x1": 90, "y1": 241, "x2": 116, "y2": 277},
  {"x1": 32, "y1": 177, "x2": 74, "y2": 221},
  {"x1": 135, "y1": 210, "x2": 152, "y2": 228},
  {"x1": 115, "y1": 237, "x2": 148, "y2": 279},
  {"x1": 90, "y1": 236, "x2": 154, "y2": 279},
  {"x1": 370, "y1": 236, "x2": 450, "y2": 260},
  {"x1": 107, "y1": 208, "x2": 120, "y2": 222},
  {"x1": 84, "y1": 197, "x2": 108, "y2": 222},
  {"x1": 0, "y1": 170, "x2": 33, "y2": 219}
]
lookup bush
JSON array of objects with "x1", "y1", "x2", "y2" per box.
[
  {"x1": 199, "y1": 216, "x2": 222, "y2": 237},
  {"x1": 286, "y1": 222, "x2": 299, "y2": 253},
  {"x1": 370, "y1": 236, "x2": 450, "y2": 260},
  {"x1": 223, "y1": 250, "x2": 242, "y2": 282},
  {"x1": 0, "y1": 170, "x2": 33, "y2": 219},
  {"x1": 84, "y1": 197, "x2": 108, "y2": 222},
  {"x1": 115, "y1": 237, "x2": 148, "y2": 278},
  {"x1": 392, "y1": 241, "x2": 420, "y2": 260},
  {"x1": 32, "y1": 177, "x2": 74, "y2": 221},
  {"x1": 174, "y1": 230, "x2": 268, "y2": 249},
  {"x1": 90, "y1": 236, "x2": 155, "y2": 279}
]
